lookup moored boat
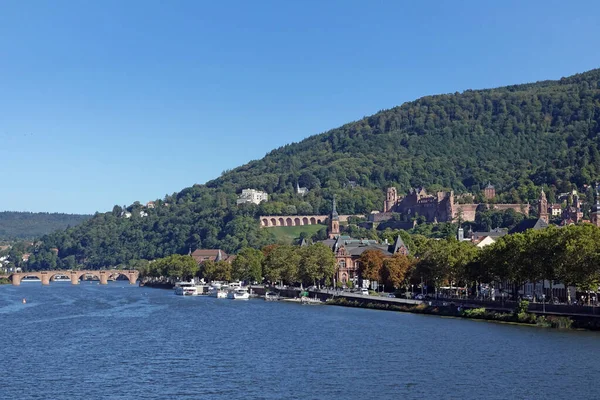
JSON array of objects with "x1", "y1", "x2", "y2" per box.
[
  {"x1": 227, "y1": 287, "x2": 250, "y2": 300},
  {"x1": 264, "y1": 291, "x2": 279, "y2": 301},
  {"x1": 208, "y1": 285, "x2": 229, "y2": 298},
  {"x1": 174, "y1": 282, "x2": 198, "y2": 296}
]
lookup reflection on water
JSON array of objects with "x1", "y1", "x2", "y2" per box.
[{"x1": 1, "y1": 282, "x2": 599, "y2": 400}]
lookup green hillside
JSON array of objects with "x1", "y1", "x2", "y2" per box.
[
  {"x1": 0, "y1": 212, "x2": 91, "y2": 240},
  {"x1": 269, "y1": 225, "x2": 326, "y2": 244},
  {"x1": 22, "y1": 68, "x2": 600, "y2": 270}
]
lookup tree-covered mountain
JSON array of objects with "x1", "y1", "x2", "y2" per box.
[
  {"x1": 24, "y1": 68, "x2": 600, "y2": 270},
  {"x1": 0, "y1": 212, "x2": 91, "y2": 240}
]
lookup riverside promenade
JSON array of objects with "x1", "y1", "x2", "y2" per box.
[{"x1": 251, "y1": 286, "x2": 600, "y2": 319}]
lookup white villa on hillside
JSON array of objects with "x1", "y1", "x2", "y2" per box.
[{"x1": 236, "y1": 189, "x2": 268, "y2": 205}]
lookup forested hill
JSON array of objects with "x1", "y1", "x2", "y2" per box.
[
  {"x1": 211, "y1": 68, "x2": 600, "y2": 204},
  {"x1": 24, "y1": 68, "x2": 600, "y2": 270},
  {"x1": 0, "y1": 212, "x2": 91, "y2": 240}
]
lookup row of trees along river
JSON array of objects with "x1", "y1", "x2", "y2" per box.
[
  {"x1": 139, "y1": 224, "x2": 600, "y2": 304},
  {"x1": 139, "y1": 243, "x2": 338, "y2": 287}
]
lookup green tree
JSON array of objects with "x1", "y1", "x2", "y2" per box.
[
  {"x1": 231, "y1": 247, "x2": 264, "y2": 283},
  {"x1": 298, "y1": 243, "x2": 336, "y2": 286},
  {"x1": 263, "y1": 245, "x2": 300, "y2": 285}
]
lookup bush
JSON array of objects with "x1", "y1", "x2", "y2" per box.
[
  {"x1": 547, "y1": 316, "x2": 573, "y2": 329},
  {"x1": 462, "y1": 308, "x2": 487, "y2": 318},
  {"x1": 535, "y1": 316, "x2": 552, "y2": 328},
  {"x1": 517, "y1": 312, "x2": 537, "y2": 324},
  {"x1": 515, "y1": 300, "x2": 530, "y2": 315}
]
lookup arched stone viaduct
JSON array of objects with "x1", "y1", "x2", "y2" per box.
[
  {"x1": 260, "y1": 215, "x2": 326, "y2": 228},
  {"x1": 10, "y1": 270, "x2": 139, "y2": 286},
  {"x1": 259, "y1": 215, "x2": 362, "y2": 228}
]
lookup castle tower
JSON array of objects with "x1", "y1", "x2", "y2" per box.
[
  {"x1": 484, "y1": 182, "x2": 496, "y2": 200},
  {"x1": 384, "y1": 187, "x2": 397, "y2": 212},
  {"x1": 591, "y1": 184, "x2": 600, "y2": 227},
  {"x1": 328, "y1": 195, "x2": 340, "y2": 239},
  {"x1": 539, "y1": 188, "x2": 549, "y2": 224}
]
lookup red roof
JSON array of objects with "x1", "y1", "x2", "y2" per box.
[{"x1": 191, "y1": 249, "x2": 229, "y2": 263}]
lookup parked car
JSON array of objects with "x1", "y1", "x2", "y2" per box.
[
  {"x1": 387, "y1": 293, "x2": 396, "y2": 298},
  {"x1": 415, "y1": 294, "x2": 426, "y2": 300},
  {"x1": 360, "y1": 288, "x2": 369, "y2": 296}
]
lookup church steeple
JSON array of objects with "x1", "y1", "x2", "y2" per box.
[
  {"x1": 328, "y1": 195, "x2": 340, "y2": 239},
  {"x1": 539, "y1": 188, "x2": 549, "y2": 224},
  {"x1": 331, "y1": 195, "x2": 339, "y2": 221}
]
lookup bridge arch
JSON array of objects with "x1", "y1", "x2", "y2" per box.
[
  {"x1": 278, "y1": 218, "x2": 285, "y2": 226},
  {"x1": 302, "y1": 217, "x2": 309, "y2": 225},
  {"x1": 108, "y1": 271, "x2": 139, "y2": 283},
  {"x1": 262, "y1": 218, "x2": 269, "y2": 227},
  {"x1": 270, "y1": 218, "x2": 277, "y2": 226},
  {"x1": 75, "y1": 271, "x2": 102, "y2": 282},
  {"x1": 285, "y1": 218, "x2": 293, "y2": 226},
  {"x1": 16, "y1": 272, "x2": 43, "y2": 283},
  {"x1": 310, "y1": 217, "x2": 316, "y2": 224},
  {"x1": 294, "y1": 217, "x2": 301, "y2": 226}
]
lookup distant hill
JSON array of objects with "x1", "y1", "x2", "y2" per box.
[
  {"x1": 0, "y1": 212, "x2": 91, "y2": 240},
  {"x1": 24, "y1": 68, "x2": 600, "y2": 269}
]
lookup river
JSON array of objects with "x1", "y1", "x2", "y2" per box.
[{"x1": 1, "y1": 282, "x2": 598, "y2": 399}]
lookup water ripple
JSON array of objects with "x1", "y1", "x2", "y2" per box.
[{"x1": 1, "y1": 283, "x2": 599, "y2": 399}]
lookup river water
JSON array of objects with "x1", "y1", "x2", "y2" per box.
[{"x1": 1, "y1": 282, "x2": 599, "y2": 399}]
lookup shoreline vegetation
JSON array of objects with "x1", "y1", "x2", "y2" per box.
[
  {"x1": 325, "y1": 298, "x2": 582, "y2": 330},
  {"x1": 0, "y1": 278, "x2": 11, "y2": 285}
]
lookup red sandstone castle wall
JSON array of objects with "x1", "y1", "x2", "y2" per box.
[
  {"x1": 453, "y1": 204, "x2": 478, "y2": 222},
  {"x1": 491, "y1": 204, "x2": 530, "y2": 216}
]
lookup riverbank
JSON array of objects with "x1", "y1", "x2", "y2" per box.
[
  {"x1": 0, "y1": 278, "x2": 11, "y2": 285},
  {"x1": 137, "y1": 282, "x2": 600, "y2": 330},
  {"x1": 324, "y1": 297, "x2": 597, "y2": 330}
]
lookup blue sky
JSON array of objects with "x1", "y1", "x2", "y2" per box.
[{"x1": 1, "y1": 0, "x2": 599, "y2": 214}]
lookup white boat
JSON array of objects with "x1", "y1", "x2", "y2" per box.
[
  {"x1": 53, "y1": 275, "x2": 71, "y2": 282},
  {"x1": 21, "y1": 276, "x2": 41, "y2": 282},
  {"x1": 228, "y1": 287, "x2": 250, "y2": 300},
  {"x1": 300, "y1": 296, "x2": 323, "y2": 305},
  {"x1": 174, "y1": 282, "x2": 198, "y2": 296},
  {"x1": 208, "y1": 286, "x2": 229, "y2": 299},
  {"x1": 264, "y1": 291, "x2": 279, "y2": 301}
]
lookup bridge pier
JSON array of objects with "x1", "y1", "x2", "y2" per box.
[
  {"x1": 99, "y1": 271, "x2": 108, "y2": 285},
  {"x1": 127, "y1": 271, "x2": 137, "y2": 284},
  {"x1": 41, "y1": 272, "x2": 50, "y2": 285},
  {"x1": 12, "y1": 274, "x2": 21, "y2": 286},
  {"x1": 70, "y1": 271, "x2": 79, "y2": 285}
]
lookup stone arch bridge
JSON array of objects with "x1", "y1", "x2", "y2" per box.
[{"x1": 10, "y1": 270, "x2": 139, "y2": 286}]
